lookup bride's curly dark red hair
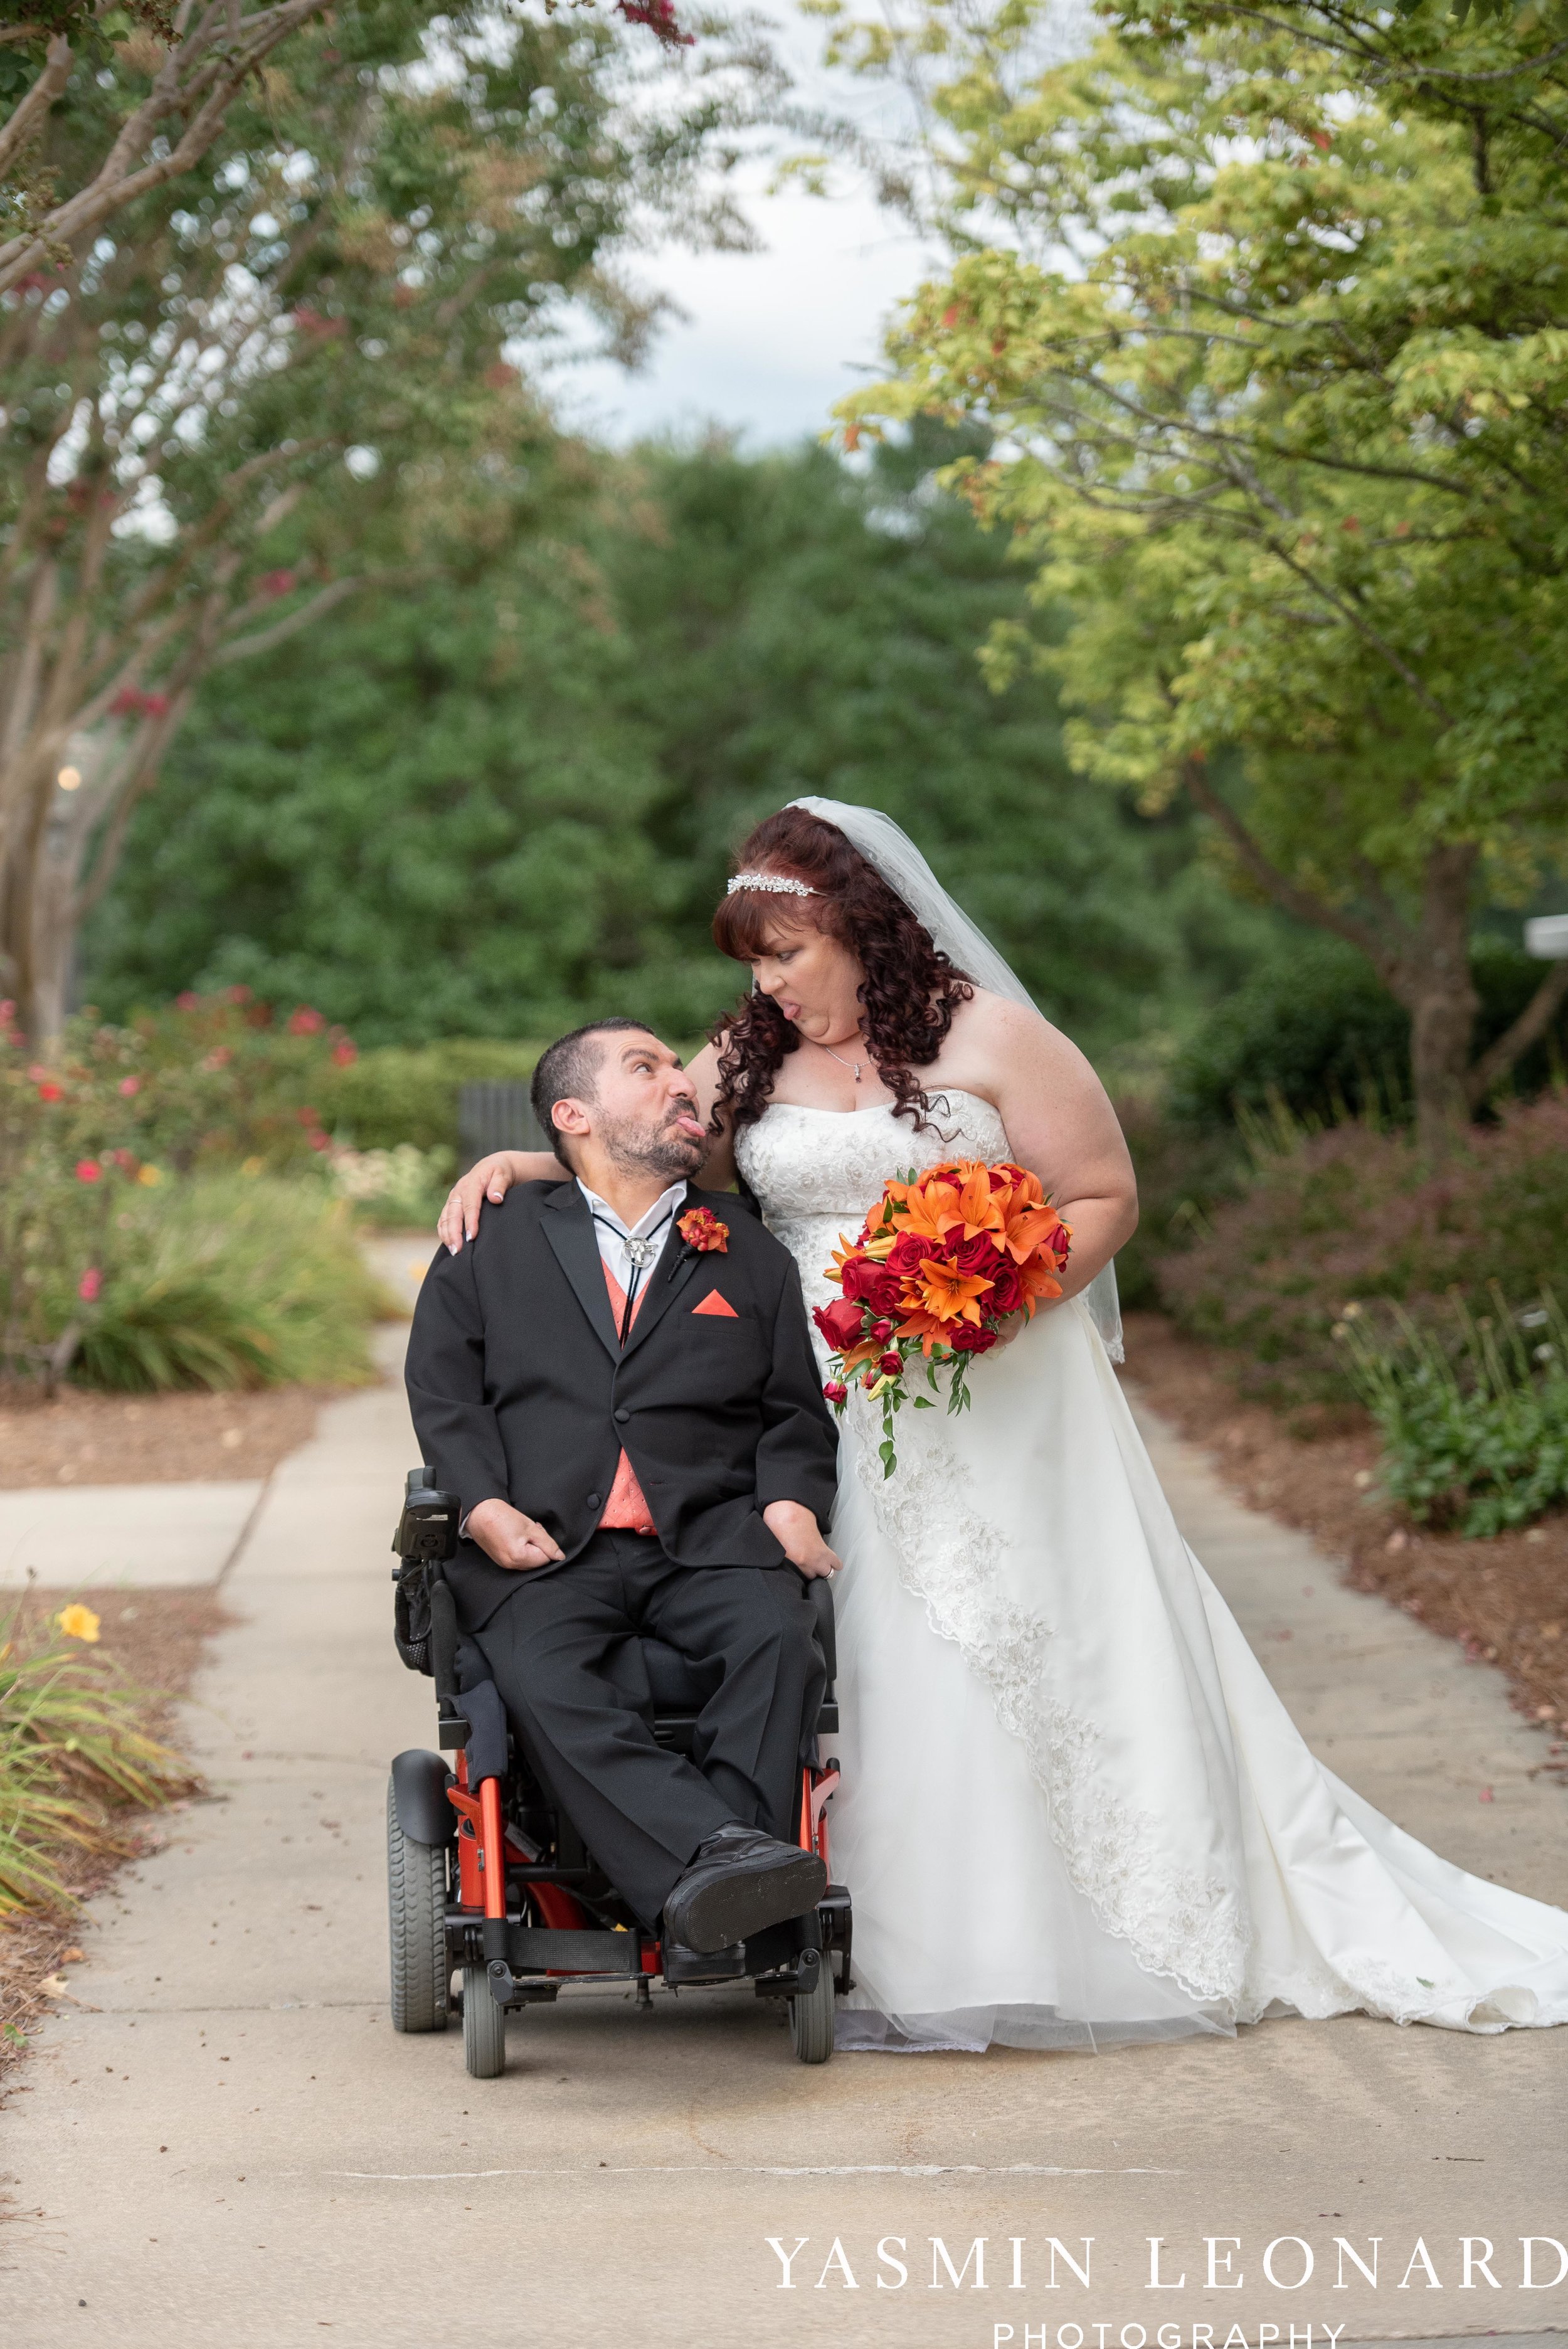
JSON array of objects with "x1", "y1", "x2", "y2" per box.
[{"x1": 709, "y1": 807, "x2": 973, "y2": 1133}]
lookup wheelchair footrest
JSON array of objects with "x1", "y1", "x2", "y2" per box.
[{"x1": 504, "y1": 1924, "x2": 643, "y2": 1977}]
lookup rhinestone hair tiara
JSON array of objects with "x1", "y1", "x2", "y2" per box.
[{"x1": 726, "y1": 871, "x2": 818, "y2": 898}]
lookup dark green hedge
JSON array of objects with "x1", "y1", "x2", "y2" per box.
[{"x1": 1167, "y1": 936, "x2": 1567, "y2": 1130}]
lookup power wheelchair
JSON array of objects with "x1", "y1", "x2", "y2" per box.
[{"x1": 385, "y1": 1469, "x2": 852, "y2": 2078}]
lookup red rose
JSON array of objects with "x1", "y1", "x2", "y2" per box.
[
  {"x1": 876, "y1": 1350, "x2": 903, "y2": 1377},
  {"x1": 822, "y1": 1379, "x2": 849, "y2": 1407},
  {"x1": 949, "y1": 1231, "x2": 1004, "y2": 1278},
  {"x1": 886, "y1": 1230, "x2": 927, "y2": 1277},
  {"x1": 813, "y1": 1298, "x2": 865, "y2": 1355},
  {"x1": 989, "y1": 1260, "x2": 1024, "y2": 1315},
  {"x1": 842, "y1": 1254, "x2": 903, "y2": 1316},
  {"x1": 869, "y1": 1319, "x2": 894, "y2": 1342},
  {"x1": 949, "y1": 1321, "x2": 999, "y2": 1354},
  {"x1": 1050, "y1": 1223, "x2": 1071, "y2": 1263}
]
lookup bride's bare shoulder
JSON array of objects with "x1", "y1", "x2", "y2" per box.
[{"x1": 950, "y1": 987, "x2": 1092, "y2": 1076}]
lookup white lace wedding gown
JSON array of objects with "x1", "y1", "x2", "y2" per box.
[{"x1": 736, "y1": 1090, "x2": 1568, "y2": 2053}]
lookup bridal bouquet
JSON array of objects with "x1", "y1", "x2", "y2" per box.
[{"x1": 813, "y1": 1159, "x2": 1071, "y2": 1477}]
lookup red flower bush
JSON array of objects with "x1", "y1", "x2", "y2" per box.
[{"x1": 1156, "y1": 1094, "x2": 1568, "y2": 1406}]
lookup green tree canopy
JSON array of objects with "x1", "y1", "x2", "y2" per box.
[
  {"x1": 0, "y1": 0, "x2": 755, "y2": 1039},
  {"x1": 835, "y1": 0, "x2": 1568, "y2": 1142},
  {"x1": 84, "y1": 431, "x2": 1283, "y2": 1058}
]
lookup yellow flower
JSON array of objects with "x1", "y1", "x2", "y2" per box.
[
  {"x1": 56, "y1": 1603, "x2": 100, "y2": 1643},
  {"x1": 136, "y1": 1162, "x2": 164, "y2": 1187}
]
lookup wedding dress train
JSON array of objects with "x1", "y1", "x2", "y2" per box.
[{"x1": 735, "y1": 1089, "x2": 1568, "y2": 2052}]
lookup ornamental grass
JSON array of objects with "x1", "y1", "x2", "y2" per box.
[
  {"x1": 0, "y1": 1603, "x2": 196, "y2": 1915},
  {"x1": 73, "y1": 1176, "x2": 386, "y2": 1392}
]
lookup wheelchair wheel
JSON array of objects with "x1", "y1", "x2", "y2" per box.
[
  {"x1": 789, "y1": 1954, "x2": 835, "y2": 2065},
  {"x1": 462, "y1": 1965, "x2": 507, "y2": 2078},
  {"x1": 387, "y1": 1779, "x2": 448, "y2": 2034}
]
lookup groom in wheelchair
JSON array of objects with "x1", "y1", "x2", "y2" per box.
[{"x1": 391, "y1": 1018, "x2": 848, "y2": 2074}]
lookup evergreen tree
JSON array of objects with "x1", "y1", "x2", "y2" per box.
[{"x1": 85, "y1": 431, "x2": 1283, "y2": 1056}]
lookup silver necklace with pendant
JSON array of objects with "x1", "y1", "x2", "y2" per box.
[{"x1": 815, "y1": 1029, "x2": 870, "y2": 1085}]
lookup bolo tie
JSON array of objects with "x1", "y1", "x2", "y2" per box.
[{"x1": 592, "y1": 1208, "x2": 675, "y2": 1344}]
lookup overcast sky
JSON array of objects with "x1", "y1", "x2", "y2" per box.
[{"x1": 544, "y1": 9, "x2": 941, "y2": 450}]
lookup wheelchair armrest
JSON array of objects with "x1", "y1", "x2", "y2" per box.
[
  {"x1": 429, "y1": 1574, "x2": 459, "y2": 1701},
  {"x1": 807, "y1": 1570, "x2": 837, "y2": 1688}
]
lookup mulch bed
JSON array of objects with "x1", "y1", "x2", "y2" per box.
[
  {"x1": 0, "y1": 1587, "x2": 228, "y2": 2091},
  {"x1": 1117, "y1": 1312, "x2": 1568, "y2": 1774},
  {"x1": 0, "y1": 1384, "x2": 321, "y2": 1488}
]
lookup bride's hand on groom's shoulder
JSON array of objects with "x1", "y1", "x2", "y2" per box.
[
  {"x1": 438, "y1": 1152, "x2": 538, "y2": 1252},
  {"x1": 762, "y1": 1500, "x2": 841, "y2": 1582},
  {"x1": 465, "y1": 1498, "x2": 566, "y2": 1572}
]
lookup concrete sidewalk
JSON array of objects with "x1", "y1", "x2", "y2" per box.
[
  {"x1": 0, "y1": 1336, "x2": 1564, "y2": 2349},
  {"x1": 0, "y1": 1479, "x2": 265, "y2": 1588}
]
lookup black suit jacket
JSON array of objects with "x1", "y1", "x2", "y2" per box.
[{"x1": 405, "y1": 1180, "x2": 840, "y2": 1630}]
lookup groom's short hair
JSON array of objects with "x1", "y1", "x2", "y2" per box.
[{"x1": 531, "y1": 1017, "x2": 657, "y2": 1169}]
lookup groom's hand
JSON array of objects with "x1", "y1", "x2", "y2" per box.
[
  {"x1": 763, "y1": 1500, "x2": 840, "y2": 1581},
  {"x1": 466, "y1": 1498, "x2": 566, "y2": 1572}
]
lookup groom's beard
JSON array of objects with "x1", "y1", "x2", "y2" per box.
[{"x1": 596, "y1": 1105, "x2": 705, "y2": 1186}]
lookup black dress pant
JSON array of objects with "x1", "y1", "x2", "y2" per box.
[{"x1": 472, "y1": 1529, "x2": 825, "y2": 1927}]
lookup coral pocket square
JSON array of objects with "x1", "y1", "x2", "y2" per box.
[{"x1": 692, "y1": 1290, "x2": 739, "y2": 1318}]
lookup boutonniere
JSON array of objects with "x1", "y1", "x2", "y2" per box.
[{"x1": 677, "y1": 1207, "x2": 729, "y2": 1254}]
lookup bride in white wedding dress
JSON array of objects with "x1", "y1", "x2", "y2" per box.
[{"x1": 441, "y1": 797, "x2": 1568, "y2": 2052}]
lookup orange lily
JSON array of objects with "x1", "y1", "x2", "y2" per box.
[
  {"x1": 912, "y1": 1255, "x2": 993, "y2": 1325},
  {"x1": 1001, "y1": 1199, "x2": 1066, "y2": 1265},
  {"x1": 894, "y1": 1305, "x2": 960, "y2": 1357},
  {"x1": 1018, "y1": 1256, "x2": 1065, "y2": 1315},
  {"x1": 950, "y1": 1161, "x2": 1006, "y2": 1241},
  {"x1": 896, "y1": 1180, "x2": 963, "y2": 1245}
]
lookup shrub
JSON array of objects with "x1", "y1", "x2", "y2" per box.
[
  {"x1": 329, "y1": 1141, "x2": 456, "y2": 1230},
  {"x1": 1154, "y1": 1091, "x2": 1568, "y2": 1406},
  {"x1": 72, "y1": 1178, "x2": 386, "y2": 1394},
  {"x1": 0, "y1": 1605, "x2": 194, "y2": 1913},
  {"x1": 1336, "y1": 1290, "x2": 1568, "y2": 1538},
  {"x1": 1167, "y1": 936, "x2": 1568, "y2": 1130},
  {"x1": 320, "y1": 1039, "x2": 545, "y2": 1152},
  {"x1": 1111, "y1": 1093, "x2": 1244, "y2": 1310},
  {"x1": 0, "y1": 999, "x2": 388, "y2": 1389}
]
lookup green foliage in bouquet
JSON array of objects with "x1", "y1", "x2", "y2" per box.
[{"x1": 1336, "y1": 1290, "x2": 1568, "y2": 1539}]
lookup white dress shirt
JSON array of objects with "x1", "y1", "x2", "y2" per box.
[{"x1": 577, "y1": 1177, "x2": 687, "y2": 1329}]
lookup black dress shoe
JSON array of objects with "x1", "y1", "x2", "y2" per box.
[
  {"x1": 662, "y1": 1938, "x2": 747, "y2": 1985},
  {"x1": 663, "y1": 1821, "x2": 827, "y2": 1956}
]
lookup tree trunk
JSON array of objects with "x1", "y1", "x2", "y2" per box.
[{"x1": 1393, "y1": 843, "x2": 1480, "y2": 1155}]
